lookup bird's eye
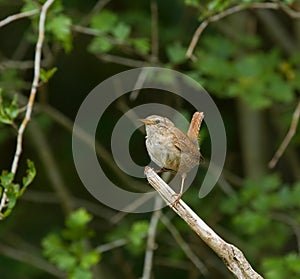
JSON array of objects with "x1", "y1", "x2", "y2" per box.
[{"x1": 155, "y1": 119, "x2": 160, "y2": 124}]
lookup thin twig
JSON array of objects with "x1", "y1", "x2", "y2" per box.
[
  {"x1": 0, "y1": 242, "x2": 64, "y2": 278},
  {"x1": 142, "y1": 196, "x2": 163, "y2": 279},
  {"x1": 97, "y1": 53, "x2": 146, "y2": 68},
  {"x1": 79, "y1": 0, "x2": 111, "y2": 25},
  {"x1": 150, "y1": 0, "x2": 159, "y2": 62},
  {"x1": 22, "y1": 190, "x2": 115, "y2": 221},
  {"x1": 144, "y1": 167, "x2": 264, "y2": 279},
  {"x1": 0, "y1": 9, "x2": 39, "y2": 28},
  {"x1": 160, "y1": 214, "x2": 208, "y2": 275},
  {"x1": 28, "y1": 121, "x2": 74, "y2": 215},
  {"x1": 277, "y1": 0, "x2": 300, "y2": 18},
  {"x1": 269, "y1": 100, "x2": 300, "y2": 168},
  {"x1": 11, "y1": 0, "x2": 55, "y2": 176},
  {"x1": 0, "y1": 60, "x2": 35, "y2": 70},
  {"x1": 271, "y1": 212, "x2": 300, "y2": 254},
  {"x1": 0, "y1": 0, "x2": 55, "y2": 218},
  {"x1": 96, "y1": 238, "x2": 128, "y2": 253},
  {"x1": 186, "y1": 2, "x2": 280, "y2": 59},
  {"x1": 129, "y1": 0, "x2": 159, "y2": 101}
]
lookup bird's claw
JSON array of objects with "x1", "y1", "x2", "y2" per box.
[{"x1": 170, "y1": 193, "x2": 182, "y2": 208}]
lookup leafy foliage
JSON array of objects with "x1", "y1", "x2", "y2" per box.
[
  {"x1": 40, "y1": 67, "x2": 58, "y2": 83},
  {"x1": 0, "y1": 160, "x2": 36, "y2": 219},
  {"x1": 42, "y1": 208, "x2": 100, "y2": 279},
  {"x1": 189, "y1": 36, "x2": 299, "y2": 108},
  {"x1": 88, "y1": 9, "x2": 150, "y2": 56},
  {"x1": 221, "y1": 175, "x2": 300, "y2": 276},
  {"x1": 46, "y1": 14, "x2": 72, "y2": 52},
  {"x1": 0, "y1": 90, "x2": 19, "y2": 126}
]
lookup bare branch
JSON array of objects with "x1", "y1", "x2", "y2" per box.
[
  {"x1": 269, "y1": 100, "x2": 300, "y2": 168},
  {"x1": 0, "y1": 9, "x2": 39, "y2": 28},
  {"x1": 28, "y1": 121, "x2": 75, "y2": 215},
  {"x1": 96, "y1": 238, "x2": 128, "y2": 253},
  {"x1": 0, "y1": 242, "x2": 64, "y2": 278},
  {"x1": 142, "y1": 197, "x2": 162, "y2": 279},
  {"x1": 160, "y1": 214, "x2": 208, "y2": 275},
  {"x1": 144, "y1": 167, "x2": 264, "y2": 279},
  {"x1": 271, "y1": 212, "x2": 300, "y2": 254},
  {"x1": 97, "y1": 53, "x2": 146, "y2": 68},
  {"x1": 0, "y1": 60, "x2": 35, "y2": 70},
  {"x1": 150, "y1": 0, "x2": 159, "y2": 62}
]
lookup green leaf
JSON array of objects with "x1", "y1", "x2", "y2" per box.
[
  {"x1": 6, "y1": 183, "x2": 20, "y2": 209},
  {"x1": 112, "y1": 22, "x2": 131, "y2": 42},
  {"x1": 185, "y1": 0, "x2": 200, "y2": 7},
  {"x1": 20, "y1": 159, "x2": 36, "y2": 194},
  {"x1": 0, "y1": 69, "x2": 24, "y2": 92},
  {"x1": 166, "y1": 42, "x2": 186, "y2": 64},
  {"x1": 0, "y1": 171, "x2": 14, "y2": 189},
  {"x1": 233, "y1": 210, "x2": 270, "y2": 234},
  {"x1": 66, "y1": 208, "x2": 93, "y2": 229},
  {"x1": 46, "y1": 15, "x2": 72, "y2": 52},
  {"x1": 128, "y1": 221, "x2": 149, "y2": 248},
  {"x1": 42, "y1": 233, "x2": 64, "y2": 256},
  {"x1": 21, "y1": 0, "x2": 40, "y2": 13},
  {"x1": 71, "y1": 268, "x2": 93, "y2": 279},
  {"x1": 88, "y1": 37, "x2": 113, "y2": 54},
  {"x1": 131, "y1": 38, "x2": 150, "y2": 55},
  {"x1": 40, "y1": 67, "x2": 58, "y2": 83},
  {"x1": 90, "y1": 10, "x2": 118, "y2": 33},
  {"x1": 0, "y1": 92, "x2": 20, "y2": 125},
  {"x1": 80, "y1": 251, "x2": 100, "y2": 269}
]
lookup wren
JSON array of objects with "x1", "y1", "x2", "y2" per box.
[{"x1": 140, "y1": 112, "x2": 204, "y2": 205}]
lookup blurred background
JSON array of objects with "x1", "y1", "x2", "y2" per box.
[{"x1": 0, "y1": 0, "x2": 300, "y2": 278}]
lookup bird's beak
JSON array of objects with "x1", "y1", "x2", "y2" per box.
[{"x1": 139, "y1": 119, "x2": 155, "y2": 125}]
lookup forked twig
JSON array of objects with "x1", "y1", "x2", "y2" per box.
[
  {"x1": 269, "y1": 100, "x2": 300, "y2": 168},
  {"x1": 186, "y1": 2, "x2": 300, "y2": 59}
]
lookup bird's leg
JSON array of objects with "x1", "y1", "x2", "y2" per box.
[
  {"x1": 155, "y1": 168, "x2": 176, "y2": 174},
  {"x1": 171, "y1": 173, "x2": 186, "y2": 207}
]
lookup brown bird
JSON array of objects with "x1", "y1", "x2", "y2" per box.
[{"x1": 140, "y1": 112, "x2": 204, "y2": 205}]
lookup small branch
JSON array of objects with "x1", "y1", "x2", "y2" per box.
[
  {"x1": 11, "y1": 0, "x2": 55, "y2": 175},
  {"x1": 269, "y1": 100, "x2": 300, "y2": 168},
  {"x1": 160, "y1": 214, "x2": 208, "y2": 275},
  {"x1": 0, "y1": 9, "x2": 39, "y2": 28},
  {"x1": 144, "y1": 167, "x2": 264, "y2": 279},
  {"x1": 0, "y1": 0, "x2": 55, "y2": 218},
  {"x1": 271, "y1": 212, "x2": 300, "y2": 254},
  {"x1": 79, "y1": 0, "x2": 111, "y2": 25},
  {"x1": 28, "y1": 121, "x2": 74, "y2": 215},
  {"x1": 96, "y1": 238, "x2": 128, "y2": 253},
  {"x1": 150, "y1": 0, "x2": 159, "y2": 62},
  {"x1": 0, "y1": 60, "x2": 35, "y2": 70},
  {"x1": 0, "y1": 242, "x2": 64, "y2": 278},
  {"x1": 142, "y1": 196, "x2": 162, "y2": 279},
  {"x1": 186, "y1": 2, "x2": 284, "y2": 59},
  {"x1": 97, "y1": 53, "x2": 146, "y2": 68}
]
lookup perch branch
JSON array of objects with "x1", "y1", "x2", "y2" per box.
[
  {"x1": 269, "y1": 100, "x2": 300, "y2": 168},
  {"x1": 144, "y1": 167, "x2": 264, "y2": 279}
]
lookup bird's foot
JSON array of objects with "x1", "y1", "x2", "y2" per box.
[{"x1": 170, "y1": 192, "x2": 182, "y2": 208}]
